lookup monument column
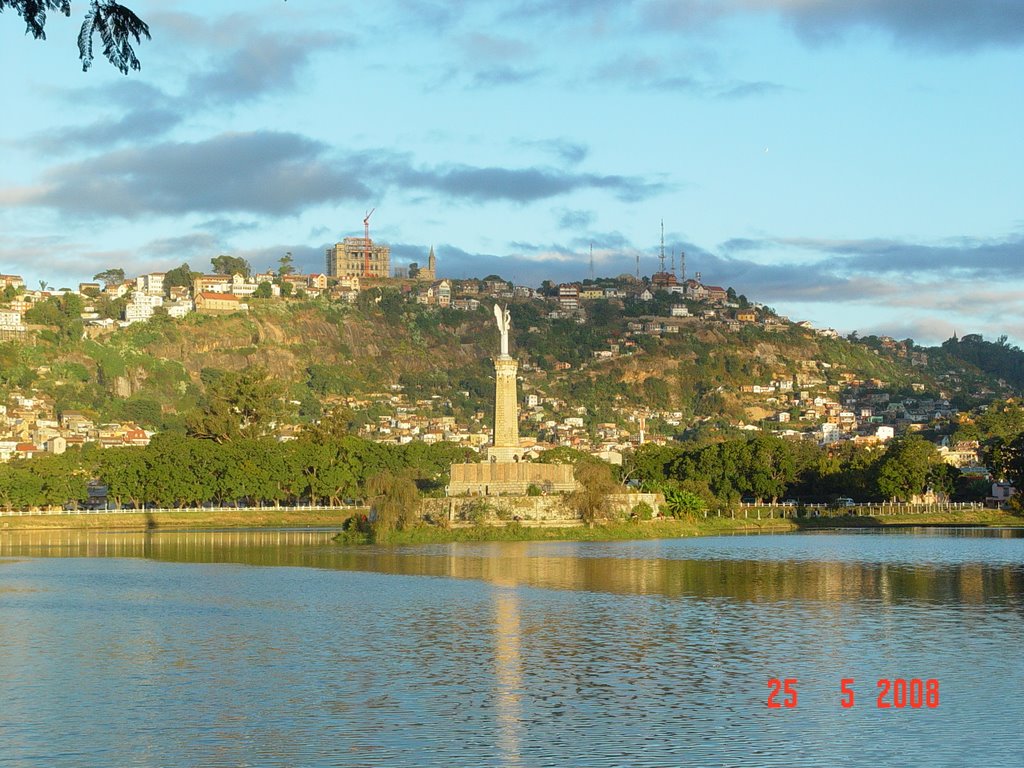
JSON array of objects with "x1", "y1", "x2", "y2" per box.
[
  {"x1": 490, "y1": 355, "x2": 520, "y2": 462},
  {"x1": 488, "y1": 305, "x2": 521, "y2": 463},
  {"x1": 445, "y1": 304, "x2": 577, "y2": 496}
]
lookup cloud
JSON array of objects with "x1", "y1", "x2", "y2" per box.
[
  {"x1": 11, "y1": 132, "x2": 370, "y2": 217},
  {"x1": 35, "y1": 108, "x2": 183, "y2": 153},
  {"x1": 195, "y1": 218, "x2": 261, "y2": 236},
  {"x1": 5, "y1": 132, "x2": 660, "y2": 218},
  {"x1": 512, "y1": 1, "x2": 1024, "y2": 53},
  {"x1": 233, "y1": 244, "x2": 327, "y2": 276},
  {"x1": 187, "y1": 32, "x2": 348, "y2": 105},
  {"x1": 33, "y1": 26, "x2": 345, "y2": 155},
  {"x1": 773, "y1": 0, "x2": 1024, "y2": 52},
  {"x1": 593, "y1": 53, "x2": 785, "y2": 97},
  {"x1": 557, "y1": 209, "x2": 596, "y2": 229},
  {"x1": 459, "y1": 32, "x2": 533, "y2": 61},
  {"x1": 469, "y1": 65, "x2": 545, "y2": 88},
  {"x1": 145, "y1": 233, "x2": 224, "y2": 260},
  {"x1": 389, "y1": 163, "x2": 664, "y2": 203},
  {"x1": 641, "y1": 0, "x2": 1024, "y2": 52},
  {"x1": 717, "y1": 80, "x2": 787, "y2": 99},
  {"x1": 514, "y1": 138, "x2": 588, "y2": 165},
  {"x1": 767, "y1": 234, "x2": 1024, "y2": 276},
  {"x1": 351, "y1": 149, "x2": 664, "y2": 203}
]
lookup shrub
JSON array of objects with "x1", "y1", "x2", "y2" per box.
[
  {"x1": 460, "y1": 498, "x2": 494, "y2": 525},
  {"x1": 570, "y1": 461, "x2": 617, "y2": 524},
  {"x1": 663, "y1": 488, "x2": 707, "y2": 518},
  {"x1": 632, "y1": 501, "x2": 654, "y2": 521},
  {"x1": 366, "y1": 472, "x2": 420, "y2": 538}
]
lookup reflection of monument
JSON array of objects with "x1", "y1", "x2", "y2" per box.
[{"x1": 447, "y1": 305, "x2": 576, "y2": 496}]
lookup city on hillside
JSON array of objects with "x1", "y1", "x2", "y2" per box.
[{"x1": 0, "y1": 238, "x2": 1020, "y2": 507}]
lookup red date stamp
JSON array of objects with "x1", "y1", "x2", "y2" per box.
[{"x1": 768, "y1": 678, "x2": 939, "y2": 709}]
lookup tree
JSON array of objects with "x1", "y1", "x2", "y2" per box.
[
  {"x1": 164, "y1": 262, "x2": 195, "y2": 292},
  {"x1": 997, "y1": 432, "x2": 1024, "y2": 487},
  {"x1": 569, "y1": 460, "x2": 616, "y2": 524},
  {"x1": 99, "y1": 446, "x2": 148, "y2": 508},
  {"x1": 278, "y1": 252, "x2": 295, "y2": 276},
  {"x1": 876, "y1": 435, "x2": 940, "y2": 501},
  {"x1": 366, "y1": 471, "x2": 419, "y2": 538},
  {"x1": 252, "y1": 282, "x2": 273, "y2": 299},
  {"x1": 93, "y1": 267, "x2": 125, "y2": 287},
  {"x1": 186, "y1": 367, "x2": 289, "y2": 443},
  {"x1": 210, "y1": 255, "x2": 251, "y2": 277},
  {"x1": 2, "y1": 0, "x2": 150, "y2": 73}
]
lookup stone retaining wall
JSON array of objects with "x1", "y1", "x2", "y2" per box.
[
  {"x1": 420, "y1": 492, "x2": 662, "y2": 524},
  {"x1": 447, "y1": 462, "x2": 577, "y2": 496}
]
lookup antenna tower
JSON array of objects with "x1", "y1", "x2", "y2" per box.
[
  {"x1": 589, "y1": 243, "x2": 595, "y2": 281},
  {"x1": 680, "y1": 249, "x2": 686, "y2": 281},
  {"x1": 635, "y1": 251, "x2": 640, "y2": 280},
  {"x1": 362, "y1": 207, "x2": 376, "y2": 278},
  {"x1": 659, "y1": 219, "x2": 666, "y2": 273}
]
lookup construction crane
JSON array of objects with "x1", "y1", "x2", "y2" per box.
[{"x1": 363, "y1": 207, "x2": 375, "y2": 277}]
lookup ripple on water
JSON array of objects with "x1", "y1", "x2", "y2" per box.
[{"x1": 0, "y1": 530, "x2": 1021, "y2": 767}]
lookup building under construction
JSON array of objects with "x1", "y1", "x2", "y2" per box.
[{"x1": 325, "y1": 237, "x2": 391, "y2": 279}]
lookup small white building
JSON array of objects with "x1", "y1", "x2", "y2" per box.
[
  {"x1": 137, "y1": 272, "x2": 165, "y2": 296},
  {"x1": 123, "y1": 290, "x2": 164, "y2": 324}
]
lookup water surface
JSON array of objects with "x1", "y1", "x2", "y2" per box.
[{"x1": 1, "y1": 528, "x2": 1021, "y2": 767}]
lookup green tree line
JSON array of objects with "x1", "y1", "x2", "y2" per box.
[
  {"x1": 626, "y1": 432, "x2": 979, "y2": 507},
  {"x1": 0, "y1": 434, "x2": 473, "y2": 511}
]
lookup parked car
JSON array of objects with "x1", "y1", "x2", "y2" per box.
[{"x1": 831, "y1": 497, "x2": 856, "y2": 508}]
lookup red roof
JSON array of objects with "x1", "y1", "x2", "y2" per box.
[
  {"x1": 15, "y1": 442, "x2": 37, "y2": 452},
  {"x1": 196, "y1": 292, "x2": 239, "y2": 301}
]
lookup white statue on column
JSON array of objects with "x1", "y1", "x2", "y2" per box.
[{"x1": 493, "y1": 304, "x2": 511, "y2": 357}]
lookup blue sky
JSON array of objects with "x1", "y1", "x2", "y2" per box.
[{"x1": 1, "y1": 0, "x2": 1022, "y2": 344}]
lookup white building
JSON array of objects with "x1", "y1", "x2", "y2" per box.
[
  {"x1": 0, "y1": 309, "x2": 25, "y2": 331},
  {"x1": 165, "y1": 301, "x2": 193, "y2": 319},
  {"x1": 123, "y1": 290, "x2": 164, "y2": 324},
  {"x1": 137, "y1": 273, "x2": 165, "y2": 295},
  {"x1": 230, "y1": 273, "x2": 258, "y2": 297}
]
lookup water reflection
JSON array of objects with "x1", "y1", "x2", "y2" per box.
[
  {"x1": 0, "y1": 532, "x2": 1019, "y2": 610},
  {"x1": 1, "y1": 528, "x2": 1023, "y2": 767}
]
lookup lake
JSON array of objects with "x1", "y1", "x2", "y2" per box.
[{"x1": 1, "y1": 527, "x2": 1022, "y2": 767}]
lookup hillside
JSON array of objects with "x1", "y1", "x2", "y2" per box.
[{"x1": 2, "y1": 291, "x2": 1018, "y2": 443}]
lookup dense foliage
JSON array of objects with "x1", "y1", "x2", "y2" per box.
[
  {"x1": 626, "y1": 431, "x2": 980, "y2": 506},
  {"x1": 0, "y1": 434, "x2": 473, "y2": 511},
  {"x1": 940, "y1": 335, "x2": 1024, "y2": 391}
]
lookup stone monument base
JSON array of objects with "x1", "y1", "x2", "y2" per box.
[
  {"x1": 486, "y1": 446, "x2": 524, "y2": 463},
  {"x1": 447, "y1": 462, "x2": 577, "y2": 496}
]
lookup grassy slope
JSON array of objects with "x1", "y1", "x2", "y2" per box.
[
  {"x1": 4, "y1": 299, "x2": 1017, "y2": 429},
  {"x1": 348, "y1": 509, "x2": 1023, "y2": 545},
  {"x1": 3, "y1": 508, "x2": 1018, "y2": 535},
  {"x1": 0, "y1": 508, "x2": 363, "y2": 531}
]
